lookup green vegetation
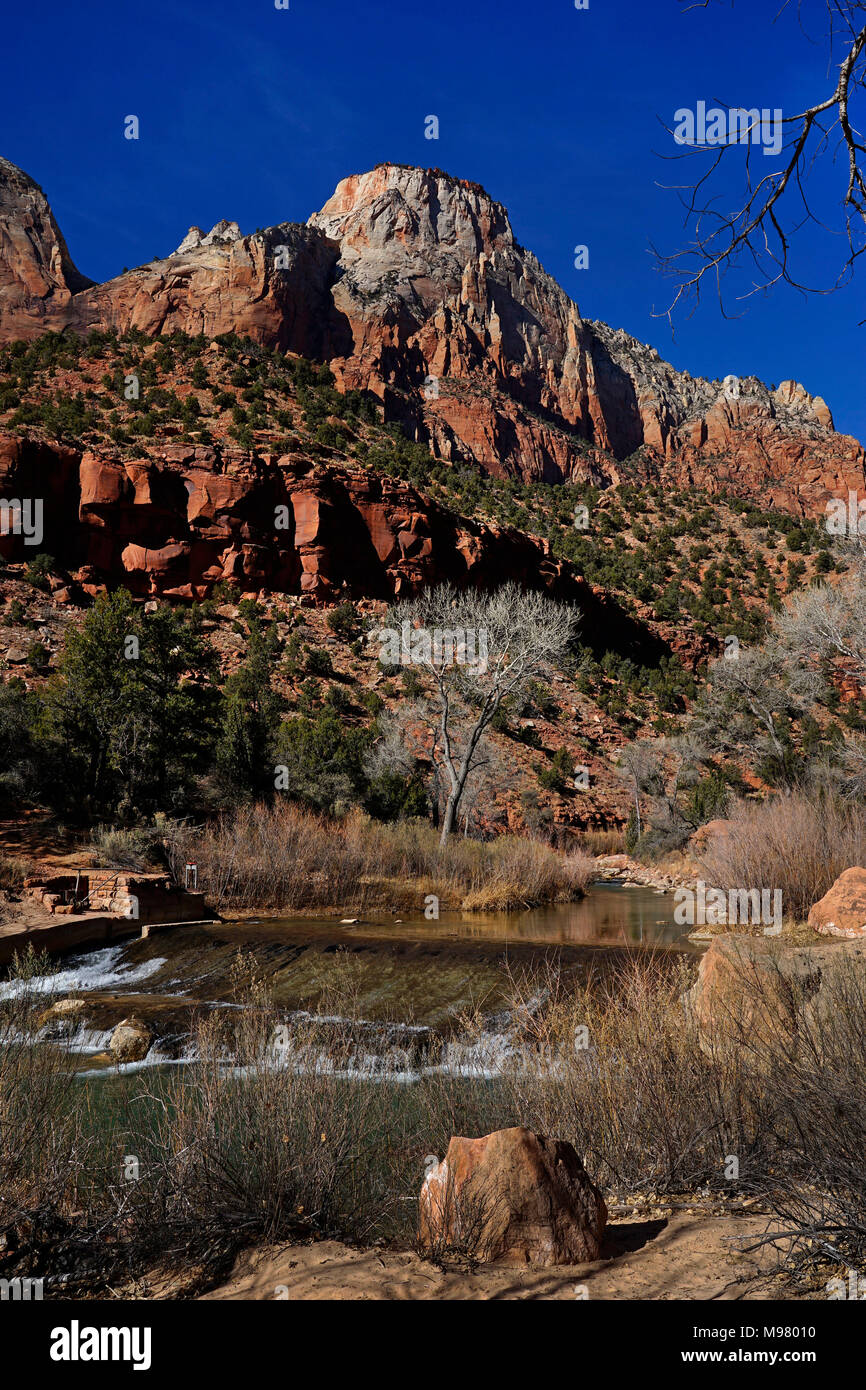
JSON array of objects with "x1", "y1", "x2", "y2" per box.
[{"x1": 0, "y1": 592, "x2": 424, "y2": 826}]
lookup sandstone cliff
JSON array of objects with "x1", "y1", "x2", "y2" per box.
[
  {"x1": 0, "y1": 156, "x2": 93, "y2": 339},
  {"x1": 0, "y1": 430, "x2": 665, "y2": 670}
]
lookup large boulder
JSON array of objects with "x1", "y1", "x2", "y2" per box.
[
  {"x1": 690, "y1": 818, "x2": 732, "y2": 855},
  {"x1": 109, "y1": 1017, "x2": 153, "y2": 1063},
  {"x1": 686, "y1": 935, "x2": 866, "y2": 1044},
  {"x1": 808, "y1": 868, "x2": 866, "y2": 939},
  {"x1": 418, "y1": 1126, "x2": 606, "y2": 1266}
]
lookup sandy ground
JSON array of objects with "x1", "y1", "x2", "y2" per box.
[
  {"x1": 201, "y1": 1211, "x2": 797, "y2": 1302},
  {"x1": 0, "y1": 810, "x2": 87, "y2": 870}
]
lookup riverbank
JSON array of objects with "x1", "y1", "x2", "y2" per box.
[
  {"x1": 199, "y1": 1208, "x2": 793, "y2": 1301},
  {"x1": 0, "y1": 806, "x2": 598, "y2": 927},
  {"x1": 594, "y1": 852, "x2": 697, "y2": 892},
  {"x1": 165, "y1": 804, "x2": 597, "y2": 916}
]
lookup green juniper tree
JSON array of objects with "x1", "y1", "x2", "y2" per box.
[{"x1": 41, "y1": 590, "x2": 218, "y2": 818}]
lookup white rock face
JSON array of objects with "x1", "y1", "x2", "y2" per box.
[
  {"x1": 774, "y1": 380, "x2": 833, "y2": 428},
  {"x1": 202, "y1": 220, "x2": 241, "y2": 246},
  {"x1": 172, "y1": 226, "x2": 205, "y2": 255},
  {"x1": 171, "y1": 220, "x2": 242, "y2": 257}
]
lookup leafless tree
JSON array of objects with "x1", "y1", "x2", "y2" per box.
[
  {"x1": 362, "y1": 705, "x2": 427, "y2": 785},
  {"x1": 777, "y1": 557, "x2": 866, "y2": 790},
  {"x1": 616, "y1": 741, "x2": 665, "y2": 841},
  {"x1": 689, "y1": 641, "x2": 820, "y2": 782},
  {"x1": 654, "y1": 1, "x2": 866, "y2": 321},
  {"x1": 377, "y1": 583, "x2": 578, "y2": 845},
  {"x1": 779, "y1": 558, "x2": 866, "y2": 679}
]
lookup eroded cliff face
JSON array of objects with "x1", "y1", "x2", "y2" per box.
[
  {"x1": 71, "y1": 223, "x2": 348, "y2": 358},
  {"x1": 306, "y1": 165, "x2": 611, "y2": 479},
  {"x1": 0, "y1": 431, "x2": 664, "y2": 664},
  {"x1": 305, "y1": 166, "x2": 865, "y2": 508},
  {"x1": 0, "y1": 155, "x2": 863, "y2": 517}
]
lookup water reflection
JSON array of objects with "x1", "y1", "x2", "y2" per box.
[{"x1": 314, "y1": 881, "x2": 686, "y2": 948}]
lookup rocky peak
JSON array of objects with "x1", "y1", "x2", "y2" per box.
[
  {"x1": 171, "y1": 220, "x2": 243, "y2": 256},
  {"x1": 309, "y1": 163, "x2": 514, "y2": 257},
  {"x1": 774, "y1": 379, "x2": 833, "y2": 428},
  {"x1": 0, "y1": 156, "x2": 93, "y2": 338},
  {"x1": 307, "y1": 160, "x2": 558, "y2": 353}
]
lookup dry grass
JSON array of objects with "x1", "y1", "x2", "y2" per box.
[
  {"x1": 495, "y1": 954, "x2": 768, "y2": 1194},
  {"x1": 0, "y1": 962, "x2": 406, "y2": 1291},
  {"x1": 576, "y1": 829, "x2": 625, "y2": 857},
  {"x1": 0, "y1": 855, "x2": 31, "y2": 891},
  {"x1": 0, "y1": 973, "x2": 101, "y2": 1282},
  {"x1": 166, "y1": 804, "x2": 593, "y2": 914},
  {"x1": 699, "y1": 792, "x2": 866, "y2": 922}
]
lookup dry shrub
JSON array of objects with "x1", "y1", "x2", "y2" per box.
[
  {"x1": 699, "y1": 792, "x2": 866, "y2": 922},
  {"x1": 88, "y1": 824, "x2": 164, "y2": 871},
  {"x1": 460, "y1": 841, "x2": 591, "y2": 911},
  {"x1": 713, "y1": 945, "x2": 866, "y2": 1279},
  {"x1": 561, "y1": 850, "x2": 596, "y2": 897},
  {"x1": 0, "y1": 855, "x2": 31, "y2": 891},
  {"x1": 4, "y1": 942, "x2": 866, "y2": 1290},
  {"x1": 168, "y1": 804, "x2": 590, "y2": 914},
  {"x1": 167, "y1": 802, "x2": 369, "y2": 912},
  {"x1": 498, "y1": 949, "x2": 866, "y2": 1280},
  {"x1": 0, "y1": 978, "x2": 102, "y2": 1281},
  {"x1": 418, "y1": 1162, "x2": 505, "y2": 1265},
  {"x1": 123, "y1": 974, "x2": 398, "y2": 1265},
  {"x1": 497, "y1": 954, "x2": 770, "y2": 1194},
  {"x1": 0, "y1": 960, "x2": 437, "y2": 1289},
  {"x1": 577, "y1": 829, "x2": 625, "y2": 857}
]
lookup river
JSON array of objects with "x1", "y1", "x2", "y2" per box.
[{"x1": 3, "y1": 881, "x2": 696, "y2": 1078}]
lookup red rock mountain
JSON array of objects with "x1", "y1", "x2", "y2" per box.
[{"x1": 0, "y1": 156, "x2": 863, "y2": 517}]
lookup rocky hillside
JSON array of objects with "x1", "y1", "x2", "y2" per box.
[
  {"x1": 0, "y1": 329, "x2": 845, "y2": 831},
  {"x1": 0, "y1": 331, "x2": 834, "y2": 631},
  {"x1": 1, "y1": 157, "x2": 862, "y2": 516}
]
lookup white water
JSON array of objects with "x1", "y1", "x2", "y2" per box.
[{"x1": 0, "y1": 945, "x2": 168, "y2": 1000}]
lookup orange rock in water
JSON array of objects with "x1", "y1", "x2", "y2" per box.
[{"x1": 419, "y1": 1126, "x2": 606, "y2": 1266}]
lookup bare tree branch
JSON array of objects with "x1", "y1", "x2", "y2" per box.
[{"x1": 653, "y1": 0, "x2": 866, "y2": 323}]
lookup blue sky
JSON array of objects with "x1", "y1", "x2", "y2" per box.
[{"x1": 3, "y1": 0, "x2": 863, "y2": 443}]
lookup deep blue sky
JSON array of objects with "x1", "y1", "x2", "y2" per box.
[{"x1": 2, "y1": 0, "x2": 863, "y2": 443}]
